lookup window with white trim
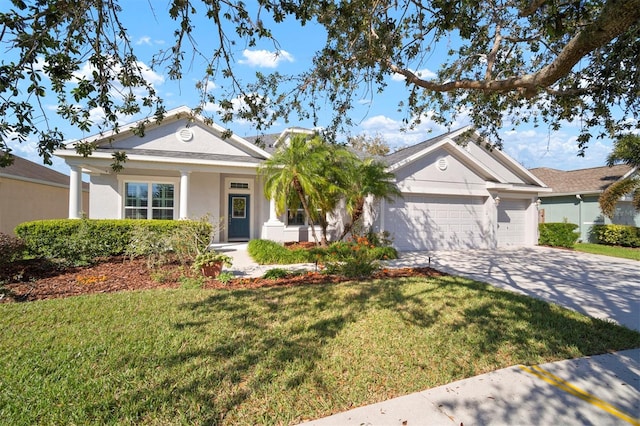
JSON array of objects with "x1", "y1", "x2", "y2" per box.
[
  {"x1": 287, "y1": 204, "x2": 306, "y2": 225},
  {"x1": 124, "y1": 182, "x2": 175, "y2": 219}
]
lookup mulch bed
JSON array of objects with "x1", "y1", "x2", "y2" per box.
[{"x1": 0, "y1": 256, "x2": 446, "y2": 303}]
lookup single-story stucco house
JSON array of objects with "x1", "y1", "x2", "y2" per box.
[
  {"x1": 0, "y1": 154, "x2": 90, "y2": 236},
  {"x1": 530, "y1": 165, "x2": 640, "y2": 242},
  {"x1": 54, "y1": 106, "x2": 549, "y2": 251}
]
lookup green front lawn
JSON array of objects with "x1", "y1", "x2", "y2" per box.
[
  {"x1": 575, "y1": 243, "x2": 640, "y2": 261},
  {"x1": 2, "y1": 276, "x2": 639, "y2": 425}
]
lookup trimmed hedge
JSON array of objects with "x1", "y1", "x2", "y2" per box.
[
  {"x1": 15, "y1": 219, "x2": 212, "y2": 264},
  {"x1": 590, "y1": 224, "x2": 640, "y2": 248},
  {"x1": 248, "y1": 239, "x2": 311, "y2": 264},
  {"x1": 0, "y1": 233, "x2": 26, "y2": 267},
  {"x1": 538, "y1": 222, "x2": 579, "y2": 248},
  {"x1": 247, "y1": 239, "x2": 399, "y2": 265}
]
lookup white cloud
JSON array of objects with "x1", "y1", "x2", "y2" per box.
[
  {"x1": 73, "y1": 59, "x2": 164, "y2": 87},
  {"x1": 135, "y1": 36, "x2": 164, "y2": 46},
  {"x1": 391, "y1": 68, "x2": 437, "y2": 82},
  {"x1": 501, "y1": 128, "x2": 612, "y2": 170},
  {"x1": 238, "y1": 49, "x2": 294, "y2": 68},
  {"x1": 358, "y1": 113, "x2": 467, "y2": 151},
  {"x1": 136, "y1": 36, "x2": 152, "y2": 46}
]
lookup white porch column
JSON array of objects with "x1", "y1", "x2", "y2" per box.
[
  {"x1": 68, "y1": 165, "x2": 83, "y2": 219},
  {"x1": 179, "y1": 170, "x2": 190, "y2": 219},
  {"x1": 267, "y1": 198, "x2": 281, "y2": 223},
  {"x1": 262, "y1": 197, "x2": 285, "y2": 241}
]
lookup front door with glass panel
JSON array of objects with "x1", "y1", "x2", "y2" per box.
[{"x1": 228, "y1": 194, "x2": 250, "y2": 241}]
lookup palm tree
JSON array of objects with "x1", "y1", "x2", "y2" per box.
[
  {"x1": 338, "y1": 158, "x2": 402, "y2": 241},
  {"x1": 599, "y1": 134, "x2": 640, "y2": 218},
  {"x1": 258, "y1": 134, "x2": 333, "y2": 246},
  {"x1": 306, "y1": 143, "x2": 357, "y2": 245}
]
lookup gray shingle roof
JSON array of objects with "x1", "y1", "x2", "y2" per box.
[
  {"x1": 529, "y1": 165, "x2": 634, "y2": 194},
  {"x1": 243, "y1": 133, "x2": 280, "y2": 154}
]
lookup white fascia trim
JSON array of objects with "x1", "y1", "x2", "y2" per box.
[
  {"x1": 274, "y1": 127, "x2": 316, "y2": 147},
  {"x1": 620, "y1": 166, "x2": 639, "y2": 180},
  {"x1": 487, "y1": 182, "x2": 553, "y2": 193},
  {"x1": 540, "y1": 190, "x2": 602, "y2": 197},
  {"x1": 56, "y1": 150, "x2": 260, "y2": 170}
]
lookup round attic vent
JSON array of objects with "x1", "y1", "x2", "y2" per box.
[
  {"x1": 176, "y1": 128, "x2": 194, "y2": 142},
  {"x1": 437, "y1": 158, "x2": 448, "y2": 171}
]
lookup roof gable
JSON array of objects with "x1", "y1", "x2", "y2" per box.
[
  {"x1": 57, "y1": 106, "x2": 271, "y2": 163},
  {"x1": 386, "y1": 127, "x2": 546, "y2": 188}
]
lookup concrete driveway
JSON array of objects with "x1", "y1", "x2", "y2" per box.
[{"x1": 388, "y1": 246, "x2": 640, "y2": 332}]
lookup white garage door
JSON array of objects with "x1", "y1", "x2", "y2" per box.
[
  {"x1": 497, "y1": 199, "x2": 528, "y2": 247},
  {"x1": 385, "y1": 195, "x2": 488, "y2": 251}
]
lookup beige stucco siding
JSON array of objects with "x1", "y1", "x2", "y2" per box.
[{"x1": 0, "y1": 177, "x2": 89, "y2": 235}]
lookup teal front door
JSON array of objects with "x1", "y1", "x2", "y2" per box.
[{"x1": 228, "y1": 194, "x2": 250, "y2": 241}]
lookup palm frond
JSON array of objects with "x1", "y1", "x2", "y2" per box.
[{"x1": 599, "y1": 177, "x2": 640, "y2": 218}]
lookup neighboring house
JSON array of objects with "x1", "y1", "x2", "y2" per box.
[
  {"x1": 54, "y1": 107, "x2": 548, "y2": 251},
  {"x1": 0, "y1": 154, "x2": 90, "y2": 236},
  {"x1": 530, "y1": 165, "x2": 640, "y2": 242}
]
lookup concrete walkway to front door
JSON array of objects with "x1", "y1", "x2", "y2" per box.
[{"x1": 388, "y1": 246, "x2": 640, "y2": 332}]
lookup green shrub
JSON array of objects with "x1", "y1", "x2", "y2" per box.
[
  {"x1": 538, "y1": 222, "x2": 579, "y2": 248},
  {"x1": 262, "y1": 268, "x2": 292, "y2": 280},
  {"x1": 590, "y1": 224, "x2": 640, "y2": 248},
  {"x1": 321, "y1": 236, "x2": 384, "y2": 278},
  {"x1": 15, "y1": 219, "x2": 213, "y2": 266},
  {"x1": 0, "y1": 233, "x2": 26, "y2": 266},
  {"x1": 247, "y1": 239, "x2": 311, "y2": 264},
  {"x1": 216, "y1": 271, "x2": 235, "y2": 284}
]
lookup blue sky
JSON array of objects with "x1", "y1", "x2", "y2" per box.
[{"x1": 3, "y1": 1, "x2": 621, "y2": 175}]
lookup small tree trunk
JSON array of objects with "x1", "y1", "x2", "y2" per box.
[
  {"x1": 338, "y1": 198, "x2": 365, "y2": 241},
  {"x1": 293, "y1": 178, "x2": 321, "y2": 246}
]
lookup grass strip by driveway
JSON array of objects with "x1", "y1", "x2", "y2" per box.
[
  {"x1": 1, "y1": 275, "x2": 639, "y2": 425},
  {"x1": 575, "y1": 243, "x2": 640, "y2": 261}
]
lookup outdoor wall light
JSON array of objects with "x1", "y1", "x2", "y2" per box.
[
  {"x1": 494, "y1": 196, "x2": 501, "y2": 206},
  {"x1": 535, "y1": 198, "x2": 542, "y2": 209}
]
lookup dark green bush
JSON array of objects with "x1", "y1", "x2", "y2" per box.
[
  {"x1": 15, "y1": 219, "x2": 212, "y2": 265},
  {"x1": 0, "y1": 233, "x2": 26, "y2": 266},
  {"x1": 262, "y1": 268, "x2": 294, "y2": 280},
  {"x1": 538, "y1": 222, "x2": 579, "y2": 248},
  {"x1": 248, "y1": 238, "x2": 398, "y2": 266},
  {"x1": 590, "y1": 224, "x2": 640, "y2": 248},
  {"x1": 247, "y1": 239, "x2": 311, "y2": 264}
]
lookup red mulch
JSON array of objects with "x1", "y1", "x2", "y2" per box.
[{"x1": 0, "y1": 257, "x2": 446, "y2": 303}]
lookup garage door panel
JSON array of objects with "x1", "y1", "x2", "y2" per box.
[
  {"x1": 386, "y1": 195, "x2": 488, "y2": 251},
  {"x1": 497, "y1": 199, "x2": 527, "y2": 247}
]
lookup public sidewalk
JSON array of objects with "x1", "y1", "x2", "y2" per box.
[{"x1": 302, "y1": 348, "x2": 640, "y2": 426}]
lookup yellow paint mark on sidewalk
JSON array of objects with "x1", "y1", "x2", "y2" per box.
[{"x1": 520, "y1": 365, "x2": 639, "y2": 426}]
